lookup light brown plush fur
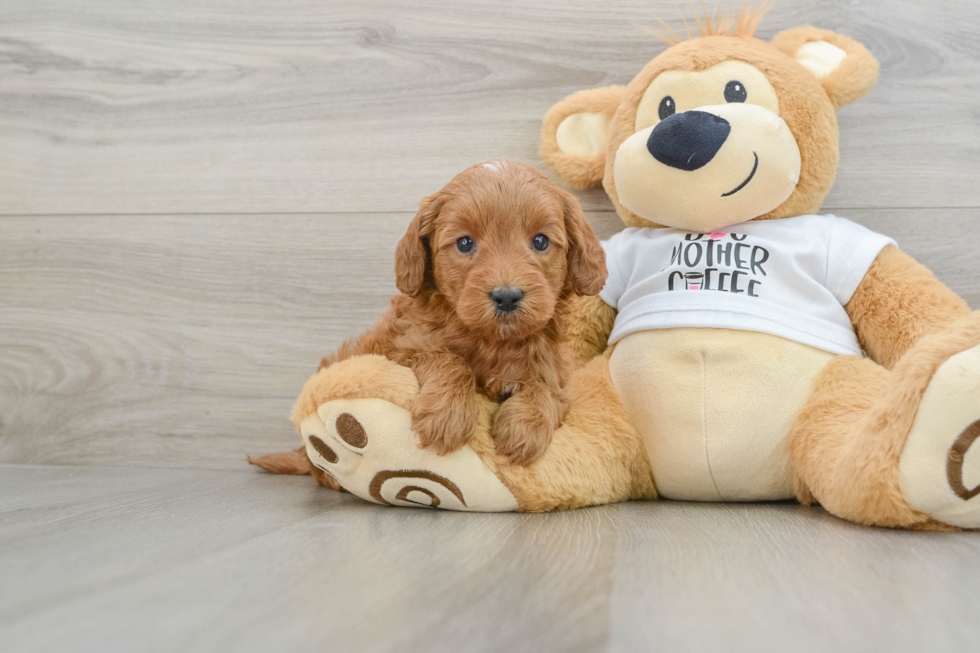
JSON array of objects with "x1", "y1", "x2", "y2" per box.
[
  {"x1": 247, "y1": 446, "x2": 347, "y2": 492},
  {"x1": 643, "y1": 2, "x2": 770, "y2": 45},
  {"x1": 432, "y1": 350, "x2": 657, "y2": 512},
  {"x1": 846, "y1": 245, "x2": 971, "y2": 369},
  {"x1": 487, "y1": 350, "x2": 657, "y2": 511},
  {"x1": 791, "y1": 312, "x2": 980, "y2": 529},
  {"x1": 770, "y1": 26, "x2": 880, "y2": 108},
  {"x1": 565, "y1": 293, "x2": 618, "y2": 367},
  {"x1": 538, "y1": 86, "x2": 626, "y2": 190}
]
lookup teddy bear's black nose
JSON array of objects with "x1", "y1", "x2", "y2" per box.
[
  {"x1": 646, "y1": 111, "x2": 731, "y2": 171},
  {"x1": 490, "y1": 287, "x2": 524, "y2": 314}
]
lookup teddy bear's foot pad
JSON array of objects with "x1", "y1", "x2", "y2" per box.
[
  {"x1": 300, "y1": 397, "x2": 518, "y2": 512},
  {"x1": 900, "y1": 344, "x2": 980, "y2": 528}
]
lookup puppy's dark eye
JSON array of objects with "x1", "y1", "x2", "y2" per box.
[
  {"x1": 456, "y1": 236, "x2": 475, "y2": 253},
  {"x1": 531, "y1": 234, "x2": 549, "y2": 252},
  {"x1": 724, "y1": 80, "x2": 747, "y2": 103},
  {"x1": 658, "y1": 96, "x2": 676, "y2": 120}
]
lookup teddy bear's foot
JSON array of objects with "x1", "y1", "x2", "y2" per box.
[
  {"x1": 299, "y1": 394, "x2": 518, "y2": 512},
  {"x1": 900, "y1": 343, "x2": 980, "y2": 528}
]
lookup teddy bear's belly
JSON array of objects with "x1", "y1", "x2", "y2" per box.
[{"x1": 609, "y1": 328, "x2": 836, "y2": 501}]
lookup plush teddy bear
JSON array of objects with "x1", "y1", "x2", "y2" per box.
[{"x1": 253, "y1": 9, "x2": 979, "y2": 530}]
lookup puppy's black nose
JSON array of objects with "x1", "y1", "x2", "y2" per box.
[
  {"x1": 647, "y1": 110, "x2": 731, "y2": 171},
  {"x1": 490, "y1": 287, "x2": 524, "y2": 314}
]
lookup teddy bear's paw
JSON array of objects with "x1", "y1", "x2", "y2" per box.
[
  {"x1": 300, "y1": 397, "x2": 518, "y2": 512},
  {"x1": 900, "y1": 343, "x2": 980, "y2": 528}
]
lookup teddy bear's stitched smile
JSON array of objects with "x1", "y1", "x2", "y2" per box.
[{"x1": 721, "y1": 151, "x2": 759, "y2": 197}]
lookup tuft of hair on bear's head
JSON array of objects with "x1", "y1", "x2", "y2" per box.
[{"x1": 640, "y1": 1, "x2": 772, "y2": 46}]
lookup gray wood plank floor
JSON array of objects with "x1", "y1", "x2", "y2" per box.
[
  {"x1": 2, "y1": 465, "x2": 979, "y2": 653},
  {"x1": 2, "y1": 1, "x2": 980, "y2": 650}
]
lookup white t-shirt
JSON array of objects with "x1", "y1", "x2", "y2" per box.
[{"x1": 599, "y1": 215, "x2": 896, "y2": 356}]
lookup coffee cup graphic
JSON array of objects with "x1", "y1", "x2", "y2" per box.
[{"x1": 684, "y1": 272, "x2": 704, "y2": 290}]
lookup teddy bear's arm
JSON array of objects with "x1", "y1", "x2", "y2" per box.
[
  {"x1": 845, "y1": 245, "x2": 970, "y2": 369},
  {"x1": 565, "y1": 293, "x2": 617, "y2": 368}
]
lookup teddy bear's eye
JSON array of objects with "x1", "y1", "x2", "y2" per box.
[
  {"x1": 724, "y1": 80, "x2": 747, "y2": 103},
  {"x1": 658, "y1": 96, "x2": 676, "y2": 120}
]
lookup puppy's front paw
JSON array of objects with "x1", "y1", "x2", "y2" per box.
[
  {"x1": 411, "y1": 390, "x2": 478, "y2": 455},
  {"x1": 492, "y1": 395, "x2": 558, "y2": 466}
]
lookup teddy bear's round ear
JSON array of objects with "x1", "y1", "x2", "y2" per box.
[
  {"x1": 540, "y1": 86, "x2": 625, "y2": 189},
  {"x1": 771, "y1": 26, "x2": 879, "y2": 108}
]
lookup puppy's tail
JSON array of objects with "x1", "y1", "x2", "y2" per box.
[
  {"x1": 247, "y1": 446, "x2": 312, "y2": 475},
  {"x1": 247, "y1": 446, "x2": 345, "y2": 491}
]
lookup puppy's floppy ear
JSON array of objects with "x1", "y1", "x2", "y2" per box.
[
  {"x1": 561, "y1": 191, "x2": 606, "y2": 296},
  {"x1": 540, "y1": 86, "x2": 626, "y2": 189},
  {"x1": 395, "y1": 191, "x2": 444, "y2": 296},
  {"x1": 772, "y1": 27, "x2": 879, "y2": 108}
]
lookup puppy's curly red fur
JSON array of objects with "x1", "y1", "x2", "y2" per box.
[{"x1": 321, "y1": 160, "x2": 606, "y2": 465}]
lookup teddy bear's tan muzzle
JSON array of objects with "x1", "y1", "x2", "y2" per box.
[{"x1": 614, "y1": 103, "x2": 801, "y2": 233}]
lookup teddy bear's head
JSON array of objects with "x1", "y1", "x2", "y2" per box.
[{"x1": 541, "y1": 10, "x2": 879, "y2": 233}]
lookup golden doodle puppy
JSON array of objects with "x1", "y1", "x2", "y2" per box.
[{"x1": 257, "y1": 160, "x2": 605, "y2": 475}]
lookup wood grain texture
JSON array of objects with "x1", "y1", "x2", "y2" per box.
[
  {"x1": 2, "y1": 4, "x2": 979, "y2": 649},
  {"x1": 0, "y1": 213, "x2": 403, "y2": 467},
  {"x1": 1, "y1": 465, "x2": 978, "y2": 652},
  {"x1": 0, "y1": 0, "x2": 978, "y2": 215},
  {"x1": 1, "y1": 209, "x2": 977, "y2": 468}
]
